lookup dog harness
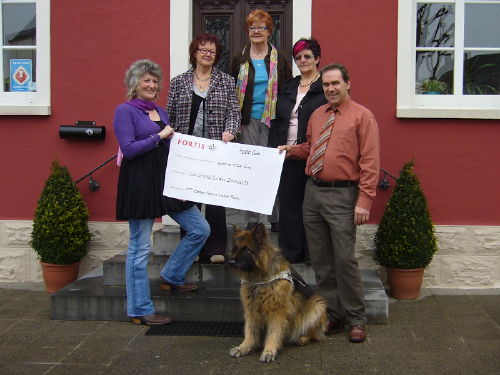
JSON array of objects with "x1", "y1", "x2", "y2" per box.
[{"x1": 241, "y1": 269, "x2": 294, "y2": 287}]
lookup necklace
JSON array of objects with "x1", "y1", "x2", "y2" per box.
[
  {"x1": 194, "y1": 70, "x2": 212, "y2": 82},
  {"x1": 193, "y1": 71, "x2": 212, "y2": 92},
  {"x1": 195, "y1": 82, "x2": 208, "y2": 92},
  {"x1": 250, "y1": 49, "x2": 267, "y2": 59},
  {"x1": 299, "y1": 73, "x2": 320, "y2": 87}
]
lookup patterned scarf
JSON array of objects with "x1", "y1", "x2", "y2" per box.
[{"x1": 236, "y1": 44, "x2": 279, "y2": 127}]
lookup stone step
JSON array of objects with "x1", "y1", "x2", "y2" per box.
[
  {"x1": 163, "y1": 207, "x2": 250, "y2": 226},
  {"x1": 103, "y1": 253, "x2": 315, "y2": 288},
  {"x1": 52, "y1": 268, "x2": 388, "y2": 324},
  {"x1": 52, "y1": 276, "x2": 243, "y2": 322},
  {"x1": 152, "y1": 223, "x2": 279, "y2": 254}
]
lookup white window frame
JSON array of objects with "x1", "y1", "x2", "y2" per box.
[
  {"x1": 0, "y1": 0, "x2": 50, "y2": 115},
  {"x1": 397, "y1": 0, "x2": 500, "y2": 119}
]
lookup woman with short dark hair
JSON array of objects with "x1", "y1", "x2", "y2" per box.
[
  {"x1": 114, "y1": 59, "x2": 210, "y2": 325},
  {"x1": 167, "y1": 33, "x2": 240, "y2": 264},
  {"x1": 269, "y1": 38, "x2": 327, "y2": 263}
]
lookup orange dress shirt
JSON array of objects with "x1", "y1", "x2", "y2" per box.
[{"x1": 288, "y1": 96, "x2": 380, "y2": 211}]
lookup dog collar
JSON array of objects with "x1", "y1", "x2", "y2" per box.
[{"x1": 242, "y1": 269, "x2": 294, "y2": 287}]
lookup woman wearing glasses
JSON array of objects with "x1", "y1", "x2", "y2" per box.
[
  {"x1": 167, "y1": 33, "x2": 240, "y2": 264},
  {"x1": 269, "y1": 38, "x2": 326, "y2": 263},
  {"x1": 231, "y1": 9, "x2": 292, "y2": 231}
]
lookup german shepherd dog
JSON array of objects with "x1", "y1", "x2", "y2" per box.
[{"x1": 228, "y1": 223, "x2": 328, "y2": 362}]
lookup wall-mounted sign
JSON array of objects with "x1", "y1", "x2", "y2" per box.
[{"x1": 10, "y1": 59, "x2": 33, "y2": 92}]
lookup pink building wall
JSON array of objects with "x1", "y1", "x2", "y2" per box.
[{"x1": 0, "y1": 0, "x2": 498, "y2": 225}]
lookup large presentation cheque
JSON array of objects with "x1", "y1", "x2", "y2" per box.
[{"x1": 163, "y1": 134, "x2": 285, "y2": 215}]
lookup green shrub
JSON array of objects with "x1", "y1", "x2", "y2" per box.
[
  {"x1": 374, "y1": 159, "x2": 438, "y2": 269},
  {"x1": 30, "y1": 160, "x2": 91, "y2": 264}
]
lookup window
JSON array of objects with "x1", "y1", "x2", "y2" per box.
[
  {"x1": 397, "y1": 0, "x2": 500, "y2": 119},
  {"x1": 0, "y1": 0, "x2": 50, "y2": 115}
]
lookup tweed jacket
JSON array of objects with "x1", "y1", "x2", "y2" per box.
[{"x1": 166, "y1": 67, "x2": 241, "y2": 140}]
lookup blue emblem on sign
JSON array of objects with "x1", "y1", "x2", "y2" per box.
[{"x1": 10, "y1": 59, "x2": 33, "y2": 92}]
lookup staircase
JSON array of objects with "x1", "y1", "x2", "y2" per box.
[{"x1": 51, "y1": 209, "x2": 389, "y2": 324}]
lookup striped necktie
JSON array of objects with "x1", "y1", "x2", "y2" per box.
[{"x1": 310, "y1": 107, "x2": 337, "y2": 175}]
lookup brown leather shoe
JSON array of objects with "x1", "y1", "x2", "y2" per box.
[
  {"x1": 326, "y1": 318, "x2": 345, "y2": 334},
  {"x1": 349, "y1": 325, "x2": 367, "y2": 342},
  {"x1": 160, "y1": 276, "x2": 199, "y2": 292},
  {"x1": 130, "y1": 313, "x2": 173, "y2": 326}
]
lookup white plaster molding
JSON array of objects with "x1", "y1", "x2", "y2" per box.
[
  {"x1": 170, "y1": 0, "x2": 193, "y2": 79},
  {"x1": 292, "y1": 0, "x2": 312, "y2": 76}
]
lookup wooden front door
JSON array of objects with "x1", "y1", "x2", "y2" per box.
[{"x1": 193, "y1": 0, "x2": 293, "y2": 73}]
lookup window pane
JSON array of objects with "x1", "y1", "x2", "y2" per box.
[
  {"x1": 416, "y1": 51, "x2": 454, "y2": 94},
  {"x1": 416, "y1": 3, "x2": 454, "y2": 48},
  {"x1": 2, "y1": 4, "x2": 36, "y2": 46},
  {"x1": 464, "y1": 4, "x2": 500, "y2": 48},
  {"x1": 463, "y1": 52, "x2": 500, "y2": 95},
  {"x1": 3, "y1": 50, "x2": 36, "y2": 92},
  {"x1": 205, "y1": 16, "x2": 230, "y2": 73},
  {"x1": 270, "y1": 15, "x2": 280, "y2": 49}
]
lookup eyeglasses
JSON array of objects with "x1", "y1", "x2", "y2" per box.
[
  {"x1": 249, "y1": 26, "x2": 268, "y2": 32},
  {"x1": 294, "y1": 54, "x2": 314, "y2": 61},
  {"x1": 198, "y1": 48, "x2": 216, "y2": 56}
]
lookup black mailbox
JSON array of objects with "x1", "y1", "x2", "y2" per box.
[{"x1": 59, "y1": 121, "x2": 106, "y2": 140}]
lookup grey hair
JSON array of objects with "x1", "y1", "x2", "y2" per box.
[{"x1": 124, "y1": 59, "x2": 163, "y2": 99}]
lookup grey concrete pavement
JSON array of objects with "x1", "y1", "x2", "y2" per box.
[{"x1": 0, "y1": 285, "x2": 499, "y2": 375}]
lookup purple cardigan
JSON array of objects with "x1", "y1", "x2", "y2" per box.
[{"x1": 113, "y1": 103, "x2": 171, "y2": 160}]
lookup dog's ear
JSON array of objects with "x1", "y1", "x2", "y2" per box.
[
  {"x1": 252, "y1": 223, "x2": 268, "y2": 245},
  {"x1": 233, "y1": 224, "x2": 241, "y2": 235}
]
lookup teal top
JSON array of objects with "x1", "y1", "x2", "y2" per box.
[{"x1": 250, "y1": 58, "x2": 268, "y2": 119}]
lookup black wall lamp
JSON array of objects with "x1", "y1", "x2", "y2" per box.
[
  {"x1": 88, "y1": 175, "x2": 100, "y2": 192},
  {"x1": 59, "y1": 120, "x2": 106, "y2": 140},
  {"x1": 378, "y1": 168, "x2": 397, "y2": 191}
]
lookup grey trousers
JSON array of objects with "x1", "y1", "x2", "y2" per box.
[
  {"x1": 240, "y1": 118, "x2": 279, "y2": 224},
  {"x1": 303, "y1": 179, "x2": 366, "y2": 325}
]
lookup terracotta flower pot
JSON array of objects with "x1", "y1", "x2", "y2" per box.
[
  {"x1": 386, "y1": 267, "x2": 425, "y2": 300},
  {"x1": 40, "y1": 261, "x2": 80, "y2": 293}
]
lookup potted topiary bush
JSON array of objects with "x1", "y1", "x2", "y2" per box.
[
  {"x1": 374, "y1": 159, "x2": 438, "y2": 299},
  {"x1": 30, "y1": 160, "x2": 91, "y2": 293}
]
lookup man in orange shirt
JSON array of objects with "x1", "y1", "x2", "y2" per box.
[{"x1": 278, "y1": 63, "x2": 380, "y2": 343}]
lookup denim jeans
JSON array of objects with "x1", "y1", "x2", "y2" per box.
[
  {"x1": 126, "y1": 206, "x2": 209, "y2": 317},
  {"x1": 126, "y1": 218, "x2": 155, "y2": 317},
  {"x1": 161, "y1": 205, "x2": 210, "y2": 284}
]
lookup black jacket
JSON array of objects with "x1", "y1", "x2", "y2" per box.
[
  {"x1": 268, "y1": 76, "x2": 327, "y2": 148},
  {"x1": 231, "y1": 43, "x2": 292, "y2": 126}
]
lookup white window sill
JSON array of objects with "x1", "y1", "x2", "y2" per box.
[
  {"x1": 0, "y1": 106, "x2": 51, "y2": 115},
  {"x1": 396, "y1": 107, "x2": 500, "y2": 119}
]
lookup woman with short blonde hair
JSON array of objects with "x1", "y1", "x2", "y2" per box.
[{"x1": 231, "y1": 9, "x2": 292, "y2": 230}]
